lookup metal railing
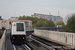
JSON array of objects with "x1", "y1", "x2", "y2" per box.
[
  {"x1": 26, "y1": 28, "x2": 34, "y2": 31},
  {"x1": 35, "y1": 27, "x2": 62, "y2": 31}
]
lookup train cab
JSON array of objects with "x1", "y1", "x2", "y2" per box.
[{"x1": 10, "y1": 22, "x2": 26, "y2": 44}]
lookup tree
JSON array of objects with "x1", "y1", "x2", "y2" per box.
[
  {"x1": 33, "y1": 20, "x2": 48, "y2": 28},
  {"x1": 64, "y1": 14, "x2": 72, "y2": 25},
  {"x1": 18, "y1": 15, "x2": 39, "y2": 24},
  {"x1": 32, "y1": 20, "x2": 55, "y2": 28},
  {"x1": 18, "y1": 16, "x2": 55, "y2": 28},
  {"x1": 0, "y1": 16, "x2": 3, "y2": 20},
  {"x1": 66, "y1": 14, "x2": 75, "y2": 32},
  {"x1": 47, "y1": 20, "x2": 55, "y2": 27},
  {"x1": 55, "y1": 20, "x2": 64, "y2": 27},
  {"x1": 2, "y1": 27, "x2": 5, "y2": 30}
]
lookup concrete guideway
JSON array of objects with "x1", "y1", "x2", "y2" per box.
[
  {"x1": 29, "y1": 35, "x2": 55, "y2": 50},
  {"x1": 13, "y1": 44, "x2": 31, "y2": 50},
  {"x1": 0, "y1": 30, "x2": 6, "y2": 50},
  {"x1": 0, "y1": 29, "x2": 13, "y2": 50},
  {"x1": 33, "y1": 28, "x2": 75, "y2": 49},
  {"x1": 6, "y1": 29, "x2": 13, "y2": 50}
]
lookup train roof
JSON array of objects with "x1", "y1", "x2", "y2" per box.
[{"x1": 12, "y1": 21, "x2": 25, "y2": 23}]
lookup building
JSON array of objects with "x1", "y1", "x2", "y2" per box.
[
  {"x1": 31, "y1": 13, "x2": 63, "y2": 23},
  {"x1": 9, "y1": 17, "x2": 18, "y2": 20},
  {"x1": 0, "y1": 17, "x2": 32, "y2": 29}
]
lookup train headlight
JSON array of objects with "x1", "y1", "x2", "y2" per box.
[
  {"x1": 23, "y1": 37, "x2": 25, "y2": 39},
  {"x1": 13, "y1": 37, "x2": 15, "y2": 39}
]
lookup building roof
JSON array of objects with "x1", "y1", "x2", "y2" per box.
[
  {"x1": 0, "y1": 20, "x2": 7, "y2": 21},
  {"x1": 9, "y1": 20, "x2": 31, "y2": 21},
  {"x1": 0, "y1": 20, "x2": 31, "y2": 21},
  {"x1": 32, "y1": 13, "x2": 62, "y2": 18}
]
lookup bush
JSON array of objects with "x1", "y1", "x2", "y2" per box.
[
  {"x1": 66, "y1": 14, "x2": 75, "y2": 32},
  {"x1": 2, "y1": 27, "x2": 5, "y2": 30}
]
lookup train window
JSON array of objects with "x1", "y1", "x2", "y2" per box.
[{"x1": 16, "y1": 23, "x2": 24, "y2": 31}]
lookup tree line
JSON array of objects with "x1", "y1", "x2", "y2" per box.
[
  {"x1": 0, "y1": 14, "x2": 75, "y2": 32},
  {"x1": 18, "y1": 16, "x2": 55, "y2": 28},
  {"x1": 18, "y1": 14, "x2": 75, "y2": 32},
  {"x1": 0, "y1": 16, "x2": 3, "y2": 20}
]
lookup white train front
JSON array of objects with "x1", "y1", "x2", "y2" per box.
[{"x1": 10, "y1": 22, "x2": 26, "y2": 44}]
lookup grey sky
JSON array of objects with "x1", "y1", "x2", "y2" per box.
[{"x1": 0, "y1": 0, "x2": 75, "y2": 22}]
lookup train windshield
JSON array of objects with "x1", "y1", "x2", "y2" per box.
[{"x1": 16, "y1": 23, "x2": 24, "y2": 31}]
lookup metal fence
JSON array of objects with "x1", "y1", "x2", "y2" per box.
[{"x1": 35, "y1": 27, "x2": 62, "y2": 31}]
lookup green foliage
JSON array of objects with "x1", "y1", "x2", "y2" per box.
[
  {"x1": 18, "y1": 15, "x2": 55, "y2": 28},
  {"x1": 33, "y1": 20, "x2": 55, "y2": 28},
  {"x1": 55, "y1": 20, "x2": 64, "y2": 27},
  {"x1": 18, "y1": 16, "x2": 38, "y2": 24},
  {"x1": 0, "y1": 16, "x2": 3, "y2": 20},
  {"x1": 2, "y1": 27, "x2": 5, "y2": 30},
  {"x1": 66, "y1": 14, "x2": 75, "y2": 32},
  {"x1": 33, "y1": 20, "x2": 48, "y2": 27}
]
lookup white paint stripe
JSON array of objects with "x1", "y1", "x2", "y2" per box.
[
  {"x1": 13, "y1": 45, "x2": 16, "y2": 50},
  {"x1": 29, "y1": 35, "x2": 55, "y2": 50},
  {"x1": 24, "y1": 44, "x2": 31, "y2": 50}
]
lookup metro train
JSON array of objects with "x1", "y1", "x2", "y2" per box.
[
  {"x1": 10, "y1": 22, "x2": 26, "y2": 44},
  {"x1": 33, "y1": 29, "x2": 75, "y2": 49}
]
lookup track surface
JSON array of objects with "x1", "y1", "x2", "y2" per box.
[
  {"x1": 13, "y1": 44, "x2": 32, "y2": 50},
  {"x1": 6, "y1": 29, "x2": 13, "y2": 50},
  {"x1": 6, "y1": 29, "x2": 72, "y2": 50}
]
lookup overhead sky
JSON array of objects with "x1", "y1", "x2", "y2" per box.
[{"x1": 0, "y1": 0, "x2": 75, "y2": 22}]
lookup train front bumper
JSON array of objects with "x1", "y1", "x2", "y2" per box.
[{"x1": 12, "y1": 40, "x2": 26, "y2": 44}]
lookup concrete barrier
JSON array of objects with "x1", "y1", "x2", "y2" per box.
[
  {"x1": 0, "y1": 30, "x2": 6, "y2": 50},
  {"x1": 33, "y1": 29, "x2": 75, "y2": 49}
]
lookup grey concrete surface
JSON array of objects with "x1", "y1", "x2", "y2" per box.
[{"x1": 0, "y1": 30, "x2": 6, "y2": 50}]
